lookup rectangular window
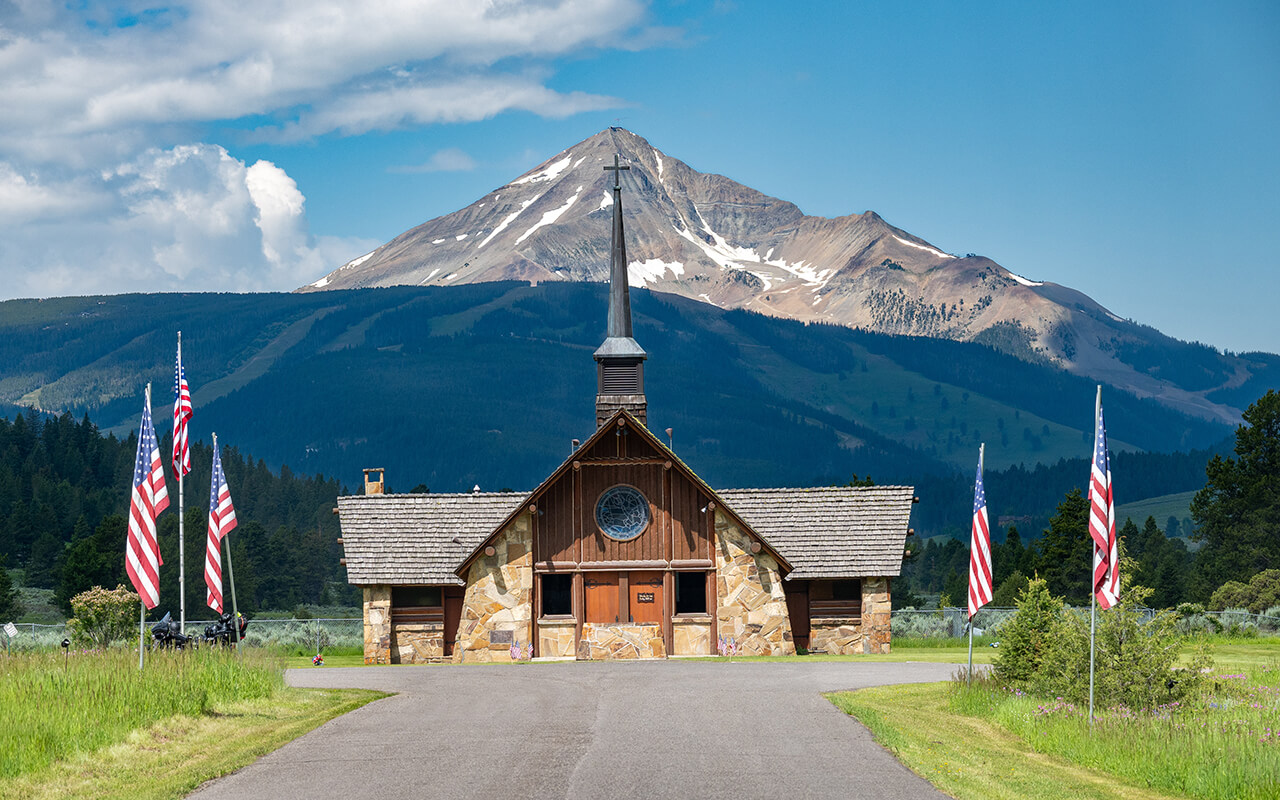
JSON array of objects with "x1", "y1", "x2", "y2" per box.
[
  {"x1": 391, "y1": 586, "x2": 442, "y2": 607},
  {"x1": 675, "y1": 572, "x2": 707, "y2": 615},
  {"x1": 541, "y1": 574, "x2": 573, "y2": 617}
]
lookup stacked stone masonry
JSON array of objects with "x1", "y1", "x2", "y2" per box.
[
  {"x1": 714, "y1": 512, "x2": 795, "y2": 656},
  {"x1": 363, "y1": 586, "x2": 391, "y2": 665},
  {"x1": 537, "y1": 618, "x2": 577, "y2": 658},
  {"x1": 671, "y1": 617, "x2": 712, "y2": 656},
  {"x1": 454, "y1": 516, "x2": 534, "y2": 663},
  {"x1": 577, "y1": 622, "x2": 665, "y2": 660}
]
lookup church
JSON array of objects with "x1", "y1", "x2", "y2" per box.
[{"x1": 337, "y1": 155, "x2": 916, "y2": 663}]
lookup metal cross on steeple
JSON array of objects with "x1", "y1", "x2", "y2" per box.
[{"x1": 604, "y1": 153, "x2": 630, "y2": 189}]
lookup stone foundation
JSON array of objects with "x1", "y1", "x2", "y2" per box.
[
  {"x1": 808, "y1": 618, "x2": 864, "y2": 655},
  {"x1": 714, "y1": 512, "x2": 795, "y2": 656},
  {"x1": 454, "y1": 516, "x2": 534, "y2": 663},
  {"x1": 577, "y1": 622, "x2": 665, "y2": 659},
  {"x1": 363, "y1": 586, "x2": 391, "y2": 665},
  {"x1": 671, "y1": 617, "x2": 712, "y2": 655},
  {"x1": 391, "y1": 623, "x2": 444, "y2": 663},
  {"x1": 537, "y1": 618, "x2": 577, "y2": 658}
]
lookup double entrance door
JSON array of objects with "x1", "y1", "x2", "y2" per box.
[{"x1": 583, "y1": 571, "x2": 665, "y2": 625}]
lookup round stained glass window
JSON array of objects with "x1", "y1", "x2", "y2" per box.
[{"x1": 595, "y1": 485, "x2": 650, "y2": 541}]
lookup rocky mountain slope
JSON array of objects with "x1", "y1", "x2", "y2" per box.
[{"x1": 302, "y1": 128, "x2": 1271, "y2": 425}]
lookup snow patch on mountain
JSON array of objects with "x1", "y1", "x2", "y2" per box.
[
  {"x1": 628, "y1": 258, "x2": 685, "y2": 286},
  {"x1": 1009, "y1": 272, "x2": 1043, "y2": 287},
  {"x1": 516, "y1": 186, "x2": 582, "y2": 245},
  {"x1": 654, "y1": 150, "x2": 664, "y2": 182},
  {"x1": 893, "y1": 235, "x2": 953, "y2": 259},
  {"x1": 432, "y1": 238, "x2": 446, "y2": 244},
  {"x1": 599, "y1": 192, "x2": 613, "y2": 210},
  {"x1": 478, "y1": 194, "x2": 542, "y2": 248},
  {"x1": 512, "y1": 155, "x2": 573, "y2": 186}
]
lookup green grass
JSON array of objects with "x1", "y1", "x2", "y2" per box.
[
  {"x1": 0, "y1": 648, "x2": 283, "y2": 778},
  {"x1": 0, "y1": 687, "x2": 383, "y2": 800},
  {"x1": 831, "y1": 683, "x2": 1182, "y2": 800},
  {"x1": 1115, "y1": 490, "x2": 1196, "y2": 532},
  {"x1": 833, "y1": 644, "x2": 1280, "y2": 800}
]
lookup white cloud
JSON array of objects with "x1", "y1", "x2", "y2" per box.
[
  {"x1": 0, "y1": 0, "x2": 652, "y2": 296},
  {"x1": 0, "y1": 144, "x2": 377, "y2": 297},
  {"x1": 389, "y1": 147, "x2": 479, "y2": 174}
]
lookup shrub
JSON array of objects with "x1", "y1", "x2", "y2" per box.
[
  {"x1": 993, "y1": 577, "x2": 1063, "y2": 684},
  {"x1": 1208, "y1": 569, "x2": 1280, "y2": 613},
  {"x1": 66, "y1": 585, "x2": 142, "y2": 649},
  {"x1": 1037, "y1": 586, "x2": 1211, "y2": 709}
]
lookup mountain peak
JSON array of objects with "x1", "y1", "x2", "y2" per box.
[{"x1": 300, "y1": 131, "x2": 1252, "y2": 426}]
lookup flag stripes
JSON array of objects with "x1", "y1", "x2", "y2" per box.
[
  {"x1": 1089, "y1": 391, "x2": 1120, "y2": 609},
  {"x1": 173, "y1": 339, "x2": 192, "y2": 477},
  {"x1": 205, "y1": 442, "x2": 237, "y2": 612},
  {"x1": 126, "y1": 391, "x2": 168, "y2": 609},
  {"x1": 968, "y1": 446, "x2": 993, "y2": 619}
]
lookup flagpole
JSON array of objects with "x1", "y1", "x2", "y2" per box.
[
  {"x1": 178, "y1": 332, "x2": 185, "y2": 635},
  {"x1": 968, "y1": 442, "x2": 982, "y2": 686},
  {"x1": 1088, "y1": 385, "x2": 1101, "y2": 729},
  {"x1": 139, "y1": 382, "x2": 152, "y2": 672},
  {"x1": 216, "y1": 432, "x2": 243, "y2": 655}
]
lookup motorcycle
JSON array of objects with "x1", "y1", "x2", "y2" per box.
[
  {"x1": 150, "y1": 612, "x2": 193, "y2": 650},
  {"x1": 202, "y1": 611, "x2": 249, "y2": 647}
]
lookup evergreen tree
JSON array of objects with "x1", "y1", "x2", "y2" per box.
[
  {"x1": 1034, "y1": 488, "x2": 1092, "y2": 605},
  {"x1": 1191, "y1": 390, "x2": 1280, "y2": 599},
  {"x1": 0, "y1": 554, "x2": 19, "y2": 619}
]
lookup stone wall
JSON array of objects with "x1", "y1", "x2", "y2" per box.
[
  {"x1": 577, "y1": 622, "x2": 665, "y2": 659},
  {"x1": 391, "y1": 623, "x2": 444, "y2": 663},
  {"x1": 363, "y1": 586, "x2": 391, "y2": 665},
  {"x1": 809, "y1": 618, "x2": 863, "y2": 655},
  {"x1": 454, "y1": 516, "x2": 534, "y2": 663},
  {"x1": 862, "y1": 576, "x2": 891, "y2": 654},
  {"x1": 714, "y1": 512, "x2": 795, "y2": 656},
  {"x1": 671, "y1": 617, "x2": 712, "y2": 655},
  {"x1": 537, "y1": 618, "x2": 577, "y2": 658}
]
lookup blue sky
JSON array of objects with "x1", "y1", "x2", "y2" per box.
[{"x1": 1, "y1": 1, "x2": 1276, "y2": 353}]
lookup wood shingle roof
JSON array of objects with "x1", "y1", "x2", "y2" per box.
[
  {"x1": 339, "y1": 484, "x2": 913, "y2": 585},
  {"x1": 716, "y1": 486, "x2": 915, "y2": 580},
  {"x1": 338, "y1": 493, "x2": 524, "y2": 586}
]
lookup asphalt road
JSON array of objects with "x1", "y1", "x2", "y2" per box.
[{"x1": 189, "y1": 660, "x2": 955, "y2": 799}]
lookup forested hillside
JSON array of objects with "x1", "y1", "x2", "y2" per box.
[{"x1": 0, "y1": 411, "x2": 350, "y2": 619}]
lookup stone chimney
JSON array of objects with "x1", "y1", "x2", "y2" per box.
[{"x1": 363, "y1": 468, "x2": 385, "y2": 495}]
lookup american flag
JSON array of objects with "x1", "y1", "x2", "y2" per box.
[
  {"x1": 172, "y1": 338, "x2": 192, "y2": 477},
  {"x1": 1089, "y1": 391, "x2": 1120, "y2": 609},
  {"x1": 125, "y1": 391, "x2": 168, "y2": 609},
  {"x1": 968, "y1": 446, "x2": 993, "y2": 619},
  {"x1": 205, "y1": 442, "x2": 237, "y2": 612}
]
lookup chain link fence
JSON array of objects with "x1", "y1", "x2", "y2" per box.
[
  {"x1": 1, "y1": 618, "x2": 363, "y2": 653},
  {"x1": 891, "y1": 607, "x2": 1280, "y2": 640}
]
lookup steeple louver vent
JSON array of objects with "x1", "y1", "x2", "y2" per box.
[{"x1": 601, "y1": 360, "x2": 643, "y2": 394}]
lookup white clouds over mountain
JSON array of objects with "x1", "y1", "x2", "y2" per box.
[{"x1": 0, "y1": 0, "x2": 646, "y2": 295}]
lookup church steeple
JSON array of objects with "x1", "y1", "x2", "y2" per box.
[{"x1": 594, "y1": 153, "x2": 647, "y2": 428}]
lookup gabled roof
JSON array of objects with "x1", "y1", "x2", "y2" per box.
[
  {"x1": 338, "y1": 492, "x2": 524, "y2": 585},
  {"x1": 716, "y1": 486, "x2": 915, "y2": 579},
  {"x1": 455, "y1": 409, "x2": 793, "y2": 576}
]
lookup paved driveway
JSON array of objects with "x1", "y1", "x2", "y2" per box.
[{"x1": 190, "y1": 660, "x2": 954, "y2": 799}]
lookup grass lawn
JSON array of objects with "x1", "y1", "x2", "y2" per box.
[
  {"x1": 0, "y1": 649, "x2": 384, "y2": 799},
  {"x1": 0, "y1": 687, "x2": 383, "y2": 800},
  {"x1": 831, "y1": 640, "x2": 1280, "y2": 800}
]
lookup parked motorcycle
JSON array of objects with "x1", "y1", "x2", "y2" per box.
[
  {"x1": 202, "y1": 612, "x2": 249, "y2": 647},
  {"x1": 150, "y1": 612, "x2": 193, "y2": 650}
]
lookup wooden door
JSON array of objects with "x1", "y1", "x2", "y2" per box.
[
  {"x1": 443, "y1": 587, "x2": 464, "y2": 656},
  {"x1": 584, "y1": 573, "x2": 620, "y2": 623},
  {"x1": 784, "y1": 581, "x2": 810, "y2": 651},
  {"x1": 629, "y1": 571, "x2": 665, "y2": 625}
]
